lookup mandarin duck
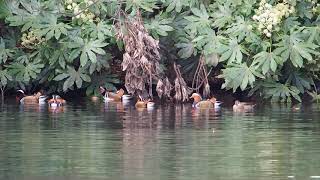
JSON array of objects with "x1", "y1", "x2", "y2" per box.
[
  {"x1": 189, "y1": 93, "x2": 222, "y2": 109},
  {"x1": 48, "y1": 95, "x2": 66, "y2": 107},
  {"x1": 99, "y1": 87, "x2": 132, "y2": 102},
  {"x1": 135, "y1": 96, "x2": 155, "y2": 109},
  {"x1": 17, "y1": 90, "x2": 47, "y2": 104}
]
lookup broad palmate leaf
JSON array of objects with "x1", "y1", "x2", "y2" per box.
[
  {"x1": 274, "y1": 31, "x2": 319, "y2": 68},
  {"x1": 54, "y1": 66, "x2": 91, "y2": 91},
  {"x1": 36, "y1": 16, "x2": 71, "y2": 40},
  {"x1": 184, "y1": 4, "x2": 211, "y2": 34},
  {"x1": 217, "y1": 38, "x2": 248, "y2": 64},
  {"x1": 0, "y1": 69, "x2": 13, "y2": 87},
  {"x1": 7, "y1": 61, "x2": 44, "y2": 82},
  {"x1": 252, "y1": 51, "x2": 282, "y2": 75},
  {"x1": 221, "y1": 63, "x2": 264, "y2": 92},
  {"x1": 0, "y1": 38, "x2": 13, "y2": 63},
  {"x1": 69, "y1": 37, "x2": 108, "y2": 67}
]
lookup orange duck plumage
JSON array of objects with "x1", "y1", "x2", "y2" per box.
[
  {"x1": 135, "y1": 96, "x2": 155, "y2": 109},
  {"x1": 189, "y1": 93, "x2": 222, "y2": 109},
  {"x1": 48, "y1": 95, "x2": 66, "y2": 107},
  {"x1": 17, "y1": 90, "x2": 47, "y2": 104},
  {"x1": 100, "y1": 87, "x2": 126, "y2": 102}
]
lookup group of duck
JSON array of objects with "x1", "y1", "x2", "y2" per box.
[
  {"x1": 99, "y1": 87, "x2": 155, "y2": 109},
  {"x1": 99, "y1": 87, "x2": 256, "y2": 112},
  {"x1": 17, "y1": 90, "x2": 66, "y2": 108},
  {"x1": 16, "y1": 87, "x2": 256, "y2": 112}
]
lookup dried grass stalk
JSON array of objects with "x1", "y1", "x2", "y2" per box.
[
  {"x1": 156, "y1": 78, "x2": 172, "y2": 100},
  {"x1": 192, "y1": 55, "x2": 211, "y2": 98},
  {"x1": 173, "y1": 63, "x2": 192, "y2": 102},
  {"x1": 115, "y1": 11, "x2": 161, "y2": 97}
]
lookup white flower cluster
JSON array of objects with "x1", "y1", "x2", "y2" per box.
[
  {"x1": 252, "y1": 0, "x2": 295, "y2": 38},
  {"x1": 21, "y1": 31, "x2": 45, "y2": 48},
  {"x1": 307, "y1": 0, "x2": 320, "y2": 14},
  {"x1": 65, "y1": 0, "x2": 96, "y2": 23}
]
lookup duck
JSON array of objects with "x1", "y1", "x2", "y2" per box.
[
  {"x1": 91, "y1": 96, "x2": 99, "y2": 102},
  {"x1": 48, "y1": 95, "x2": 66, "y2": 107},
  {"x1": 135, "y1": 96, "x2": 155, "y2": 109},
  {"x1": 189, "y1": 93, "x2": 222, "y2": 109},
  {"x1": 99, "y1": 87, "x2": 130, "y2": 102},
  {"x1": 233, "y1": 100, "x2": 256, "y2": 112},
  {"x1": 17, "y1": 90, "x2": 47, "y2": 104}
]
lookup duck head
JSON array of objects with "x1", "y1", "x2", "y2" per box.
[
  {"x1": 234, "y1": 100, "x2": 241, "y2": 105},
  {"x1": 209, "y1": 97, "x2": 217, "y2": 104},
  {"x1": 36, "y1": 91, "x2": 43, "y2": 97},
  {"x1": 116, "y1": 88, "x2": 125, "y2": 97},
  {"x1": 189, "y1": 93, "x2": 202, "y2": 103},
  {"x1": 135, "y1": 95, "x2": 147, "y2": 108}
]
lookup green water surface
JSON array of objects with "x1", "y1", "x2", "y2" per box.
[{"x1": 0, "y1": 100, "x2": 320, "y2": 180}]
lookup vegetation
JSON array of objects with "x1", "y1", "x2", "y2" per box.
[{"x1": 0, "y1": 0, "x2": 319, "y2": 102}]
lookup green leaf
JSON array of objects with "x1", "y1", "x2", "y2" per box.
[
  {"x1": 35, "y1": 16, "x2": 71, "y2": 40},
  {"x1": 7, "y1": 60, "x2": 44, "y2": 82},
  {"x1": 283, "y1": 17, "x2": 301, "y2": 33},
  {"x1": 224, "y1": 16, "x2": 256, "y2": 41},
  {"x1": 125, "y1": 0, "x2": 158, "y2": 13},
  {"x1": 145, "y1": 13, "x2": 174, "y2": 39},
  {"x1": 175, "y1": 32, "x2": 198, "y2": 59},
  {"x1": 0, "y1": 69, "x2": 13, "y2": 87},
  {"x1": 250, "y1": 80, "x2": 302, "y2": 102},
  {"x1": 184, "y1": 4, "x2": 211, "y2": 34},
  {"x1": 286, "y1": 72, "x2": 314, "y2": 93},
  {"x1": 5, "y1": 0, "x2": 42, "y2": 30},
  {"x1": 82, "y1": 21, "x2": 114, "y2": 40},
  {"x1": 86, "y1": 73, "x2": 120, "y2": 96},
  {"x1": 204, "y1": 53, "x2": 219, "y2": 67},
  {"x1": 164, "y1": 0, "x2": 185, "y2": 12},
  {"x1": 211, "y1": 4, "x2": 233, "y2": 29},
  {"x1": 70, "y1": 37, "x2": 108, "y2": 67},
  {"x1": 0, "y1": 38, "x2": 13, "y2": 63},
  {"x1": 217, "y1": 38, "x2": 247, "y2": 64},
  {"x1": 54, "y1": 66, "x2": 91, "y2": 91},
  {"x1": 252, "y1": 51, "x2": 282, "y2": 75},
  {"x1": 0, "y1": 1, "x2": 11, "y2": 19},
  {"x1": 221, "y1": 63, "x2": 264, "y2": 92},
  {"x1": 49, "y1": 44, "x2": 71, "y2": 69},
  {"x1": 89, "y1": 53, "x2": 111, "y2": 74},
  {"x1": 274, "y1": 30, "x2": 319, "y2": 68}
]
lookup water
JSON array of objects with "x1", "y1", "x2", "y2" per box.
[{"x1": 1, "y1": 99, "x2": 320, "y2": 180}]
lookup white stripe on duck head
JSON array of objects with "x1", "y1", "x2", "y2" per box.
[{"x1": 189, "y1": 93, "x2": 202, "y2": 106}]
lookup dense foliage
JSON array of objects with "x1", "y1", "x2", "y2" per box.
[{"x1": 0, "y1": 0, "x2": 319, "y2": 102}]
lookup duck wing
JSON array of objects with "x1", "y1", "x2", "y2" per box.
[{"x1": 195, "y1": 101, "x2": 213, "y2": 109}]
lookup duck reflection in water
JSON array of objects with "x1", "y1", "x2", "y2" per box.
[
  {"x1": 19, "y1": 103, "x2": 47, "y2": 113},
  {"x1": 122, "y1": 107, "x2": 158, "y2": 129},
  {"x1": 102, "y1": 101, "x2": 129, "y2": 113},
  {"x1": 191, "y1": 107, "x2": 221, "y2": 129},
  {"x1": 48, "y1": 106, "x2": 65, "y2": 114}
]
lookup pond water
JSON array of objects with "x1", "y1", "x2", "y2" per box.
[{"x1": 0, "y1": 99, "x2": 320, "y2": 180}]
